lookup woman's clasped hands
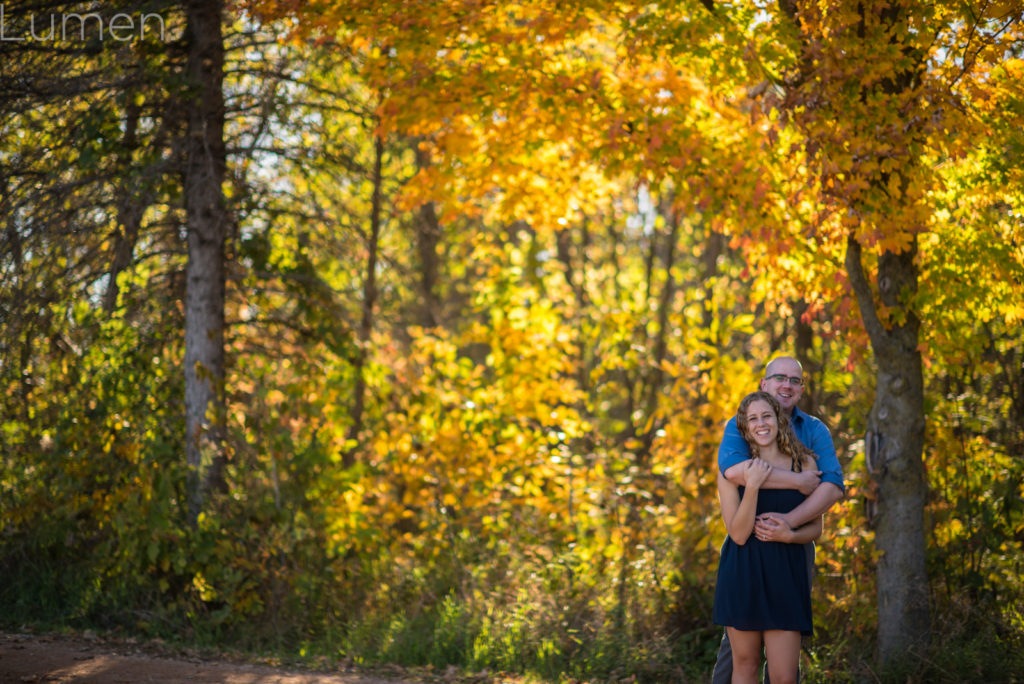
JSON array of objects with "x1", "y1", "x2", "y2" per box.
[{"x1": 754, "y1": 512, "x2": 794, "y2": 543}]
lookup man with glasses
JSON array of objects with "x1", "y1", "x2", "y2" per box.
[{"x1": 711, "y1": 355, "x2": 845, "y2": 684}]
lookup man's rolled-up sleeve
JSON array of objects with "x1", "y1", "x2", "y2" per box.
[
  {"x1": 807, "y1": 420, "x2": 844, "y2": 493},
  {"x1": 717, "y1": 417, "x2": 752, "y2": 475}
]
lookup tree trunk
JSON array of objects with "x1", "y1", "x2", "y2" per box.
[
  {"x1": 182, "y1": 0, "x2": 228, "y2": 523},
  {"x1": 104, "y1": 94, "x2": 147, "y2": 313},
  {"x1": 414, "y1": 147, "x2": 441, "y2": 329},
  {"x1": 344, "y1": 133, "x2": 384, "y2": 468},
  {"x1": 846, "y1": 235, "x2": 930, "y2": 665},
  {"x1": 772, "y1": 0, "x2": 932, "y2": 662}
]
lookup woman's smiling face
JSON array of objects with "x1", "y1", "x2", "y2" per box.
[{"x1": 744, "y1": 399, "x2": 778, "y2": 448}]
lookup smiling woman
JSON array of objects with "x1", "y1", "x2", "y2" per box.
[
  {"x1": 712, "y1": 390, "x2": 822, "y2": 684},
  {"x1": 737, "y1": 392, "x2": 817, "y2": 475}
]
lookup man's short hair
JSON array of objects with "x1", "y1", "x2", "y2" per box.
[{"x1": 764, "y1": 356, "x2": 803, "y2": 377}]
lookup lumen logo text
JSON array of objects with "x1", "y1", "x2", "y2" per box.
[{"x1": 0, "y1": 4, "x2": 166, "y2": 42}]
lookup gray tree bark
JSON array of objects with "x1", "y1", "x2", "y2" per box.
[
  {"x1": 846, "y1": 235, "x2": 930, "y2": 666},
  {"x1": 182, "y1": 0, "x2": 228, "y2": 523}
]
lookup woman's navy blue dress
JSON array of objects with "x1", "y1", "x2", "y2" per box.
[{"x1": 713, "y1": 487, "x2": 813, "y2": 635}]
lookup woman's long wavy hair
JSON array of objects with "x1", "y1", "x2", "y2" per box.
[{"x1": 736, "y1": 391, "x2": 817, "y2": 472}]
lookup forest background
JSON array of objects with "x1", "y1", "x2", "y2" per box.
[{"x1": 2, "y1": 0, "x2": 1023, "y2": 682}]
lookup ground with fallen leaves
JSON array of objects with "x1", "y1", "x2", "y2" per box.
[{"x1": 0, "y1": 632, "x2": 508, "y2": 684}]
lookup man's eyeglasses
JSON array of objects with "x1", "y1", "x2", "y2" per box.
[{"x1": 766, "y1": 373, "x2": 804, "y2": 386}]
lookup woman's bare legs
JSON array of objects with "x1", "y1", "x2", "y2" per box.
[
  {"x1": 725, "y1": 627, "x2": 762, "y2": 684},
  {"x1": 763, "y1": 630, "x2": 801, "y2": 684}
]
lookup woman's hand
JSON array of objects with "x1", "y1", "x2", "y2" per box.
[
  {"x1": 754, "y1": 513, "x2": 794, "y2": 543},
  {"x1": 744, "y1": 458, "x2": 771, "y2": 491}
]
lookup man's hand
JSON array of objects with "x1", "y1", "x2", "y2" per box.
[{"x1": 794, "y1": 469, "x2": 822, "y2": 496}]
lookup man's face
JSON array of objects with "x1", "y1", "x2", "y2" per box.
[{"x1": 760, "y1": 359, "x2": 805, "y2": 412}]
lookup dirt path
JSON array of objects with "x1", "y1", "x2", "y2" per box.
[{"x1": 0, "y1": 632, "x2": 435, "y2": 684}]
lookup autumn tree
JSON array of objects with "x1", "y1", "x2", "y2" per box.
[{"x1": 727, "y1": 0, "x2": 1024, "y2": 665}]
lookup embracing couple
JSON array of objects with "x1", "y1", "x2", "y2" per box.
[{"x1": 711, "y1": 356, "x2": 845, "y2": 684}]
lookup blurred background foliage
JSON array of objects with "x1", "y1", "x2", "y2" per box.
[{"x1": 2, "y1": 1, "x2": 1023, "y2": 682}]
